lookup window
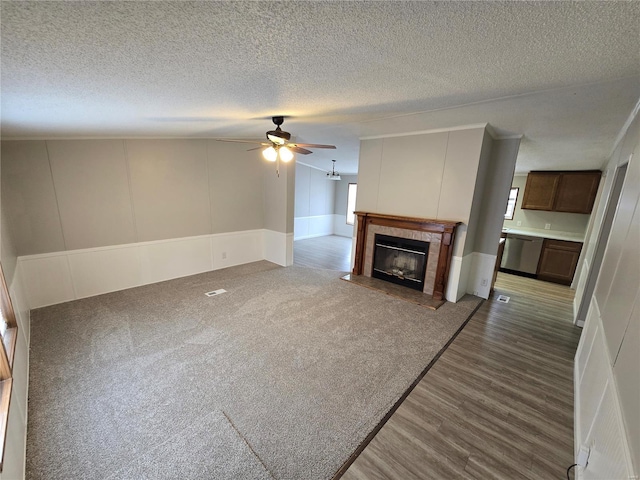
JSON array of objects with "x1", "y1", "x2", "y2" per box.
[
  {"x1": 0, "y1": 264, "x2": 17, "y2": 472},
  {"x1": 346, "y1": 183, "x2": 357, "y2": 225},
  {"x1": 504, "y1": 187, "x2": 519, "y2": 220}
]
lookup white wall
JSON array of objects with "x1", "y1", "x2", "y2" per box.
[
  {"x1": 0, "y1": 156, "x2": 31, "y2": 480},
  {"x1": 294, "y1": 163, "x2": 335, "y2": 240},
  {"x1": 574, "y1": 105, "x2": 639, "y2": 479}
]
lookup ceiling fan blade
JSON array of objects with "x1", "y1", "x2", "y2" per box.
[
  {"x1": 247, "y1": 146, "x2": 267, "y2": 151},
  {"x1": 289, "y1": 146, "x2": 312, "y2": 155},
  {"x1": 216, "y1": 139, "x2": 267, "y2": 145},
  {"x1": 290, "y1": 143, "x2": 336, "y2": 149}
]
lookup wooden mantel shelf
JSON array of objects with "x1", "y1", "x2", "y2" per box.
[{"x1": 352, "y1": 212, "x2": 462, "y2": 301}]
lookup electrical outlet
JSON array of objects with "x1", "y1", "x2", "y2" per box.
[
  {"x1": 516, "y1": 221, "x2": 522, "y2": 226},
  {"x1": 577, "y1": 445, "x2": 590, "y2": 467},
  {"x1": 481, "y1": 279, "x2": 488, "y2": 287},
  {"x1": 222, "y1": 252, "x2": 227, "y2": 259},
  {"x1": 545, "y1": 223, "x2": 551, "y2": 230}
]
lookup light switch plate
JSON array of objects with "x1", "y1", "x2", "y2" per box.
[{"x1": 545, "y1": 223, "x2": 551, "y2": 230}]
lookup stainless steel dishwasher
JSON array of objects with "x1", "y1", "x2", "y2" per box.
[{"x1": 500, "y1": 233, "x2": 544, "y2": 275}]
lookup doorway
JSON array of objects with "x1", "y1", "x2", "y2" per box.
[{"x1": 575, "y1": 163, "x2": 628, "y2": 325}]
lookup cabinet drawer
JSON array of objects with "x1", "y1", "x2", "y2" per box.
[{"x1": 544, "y1": 239, "x2": 583, "y2": 252}]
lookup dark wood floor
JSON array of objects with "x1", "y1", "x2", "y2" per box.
[
  {"x1": 293, "y1": 235, "x2": 352, "y2": 271},
  {"x1": 341, "y1": 273, "x2": 581, "y2": 480},
  {"x1": 293, "y1": 235, "x2": 581, "y2": 479}
]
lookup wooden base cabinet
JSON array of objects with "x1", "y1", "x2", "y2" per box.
[{"x1": 537, "y1": 239, "x2": 582, "y2": 285}]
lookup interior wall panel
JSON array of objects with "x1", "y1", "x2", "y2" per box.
[
  {"x1": 612, "y1": 293, "x2": 640, "y2": 474},
  {"x1": 207, "y1": 141, "x2": 264, "y2": 234},
  {"x1": 1, "y1": 141, "x2": 66, "y2": 255},
  {"x1": 377, "y1": 133, "x2": 447, "y2": 219},
  {"x1": 355, "y1": 138, "x2": 384, "y2": 213},
  {"x1": 294, "y1": 163, "x2": 311, "y2": 218},
  {"x1": 126, "y1": 139, "x2": 211, "y2": 241},
  {"x1": 47, "y1": 140, "x2": 136, "y2": 250},
  {"x1": 438, "y1": 128, "x2": 485, "y2": 222}
]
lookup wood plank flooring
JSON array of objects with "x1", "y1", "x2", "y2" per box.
[
  {"x1": 293, "y1": 235, "x2": 352, "y2": 271},
  {"x1": 340, "y1": 272, "x2": 582, "y2": 480}
]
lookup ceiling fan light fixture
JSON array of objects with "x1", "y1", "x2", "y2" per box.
[
  {"x1": 267, "y1": 133, "x2": 286, "y2": 145},
  {"x1": 279, "y1": 146, "x2": 294, "y2": 162},
  {"x1": 262, "y1": 146, "x2": 277, "y2": 162}
]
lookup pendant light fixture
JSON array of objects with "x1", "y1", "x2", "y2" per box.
[{"x1": 327, "y1": 160, "x2": 341, "y2": 180}]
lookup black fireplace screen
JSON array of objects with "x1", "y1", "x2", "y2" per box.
[{"x1": 372, "y1": 234, "x2": 430, "y2": 291}]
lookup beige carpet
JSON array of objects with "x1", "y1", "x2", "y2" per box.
[{"x1": 26, "y1": 261, "x2": 482, "y2": 480}]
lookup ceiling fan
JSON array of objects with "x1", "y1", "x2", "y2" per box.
[{"x1": 217, "y1": 116, "x2": 336, "y2": 175}]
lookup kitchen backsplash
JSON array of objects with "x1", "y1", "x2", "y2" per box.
[{"x1": 503, "y1": 175, "x2": 590, "y2": 235}]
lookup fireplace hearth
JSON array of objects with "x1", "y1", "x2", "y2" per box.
[{"x1": 372, "y1": 234, "x2": 429, "y2": 291}]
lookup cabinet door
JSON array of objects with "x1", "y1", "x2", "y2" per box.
[
  {"x1": 554, "y1": 171, "x2": 601, "y2": 214},
  {"x1": 537, "y1": 239, "x2": 582, "y2": 285},
  {"x1": 522, "y1": 172, "x2": 560, "y2": 210}
]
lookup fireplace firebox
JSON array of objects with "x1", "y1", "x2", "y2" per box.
[{"x1": 372, "y1": 234, "x2": 430, "y2": 291}]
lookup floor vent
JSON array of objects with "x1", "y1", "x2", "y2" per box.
[
  {"x1": 205, "y1": 289, "x2": 227, "y2": 297},
  {"x1": 496, "y1": 295, "x2": 510, "y2": 303}
]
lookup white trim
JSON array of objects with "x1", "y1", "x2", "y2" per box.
[
  {"x1": 484, "y1": 124, "x2": 523, "y2": 141},
  {"x1": 294, "y1": 215, "x2": 334, "y2": 240},
  {"x1": 574, "y1": 296, "x2": 637, "y2": 479},
  {"x1": 263, "y1": 230, "x2": 293, "y2": 267},
  {"x1": 467, "y1": 252, "x2": 497, "y2": 299},
  {"x1": 445, "y1": 254, "x2": 472, "y2": 302},
  {"x1": 360, "y1": 123, "x2": 488, "y2": 140},
  {"x1": 17, "y1": 230, "x2": 266, "y2": 309},
  {"x1": 609, "y1": 96, "x2": 640, "y2": 160},
  {"x1": 295, "y1": 160, "x2": 327, "y2": 173}
]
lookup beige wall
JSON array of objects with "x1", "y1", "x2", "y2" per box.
[
  {"x1": 357, "y1": 127, "x2": 486, "y2": 257},
  {"x1": 1, "y1": 139, "x2": 267, "y2": 256},
  {"x1": 263, "y1": 160, "x2": 294, "y2": 234},
  {"x1": 474, "y1": 137, "x2": 521, "y2": 255},
  {"x1": 355, "y1": 126, "x2": 520, "y2": 301},
  {"x1": 504, "y1": 174, "x2": 591, "y2": 235}
]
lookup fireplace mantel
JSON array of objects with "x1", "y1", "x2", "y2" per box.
[{"x1": 352, "y1": 212, "x2": 461, "y2": 301}]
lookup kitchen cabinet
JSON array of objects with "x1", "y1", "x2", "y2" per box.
[
  {"x1": 522, "y1": 171, "x2": 601, "y2": 214},
  {"x1": 537, "y1": 239, "x2": 582, "y2": 285}
]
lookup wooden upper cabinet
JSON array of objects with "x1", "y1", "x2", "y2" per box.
[
  {"x1": 554, "y1": 171, "x2": 601, "y2": 213},
  {"x1": 522, "y1": 171, "x2": 601, "y2": 214},
  {"x1": 521, "y1": 172, "x2": 560, "y2": 210}
]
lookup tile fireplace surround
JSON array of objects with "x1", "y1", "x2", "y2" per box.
[{"x1": 353, "y1": 212, "x2": 461, "y2": 301}]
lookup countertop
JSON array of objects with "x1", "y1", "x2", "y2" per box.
[{"x1": 501, "y1": 227, "x2": 585, "y2": 243}]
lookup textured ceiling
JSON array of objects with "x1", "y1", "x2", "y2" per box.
[{"x1": 1, "y1": 1, "x2": 639, "y2": 174}]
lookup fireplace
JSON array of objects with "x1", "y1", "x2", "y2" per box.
[
  {"x1": 352, "y1": 212, "x2": 461, "y2": 301},
  {"x1": 372, "y1": 234, "x2": 429, "y2": 291}
]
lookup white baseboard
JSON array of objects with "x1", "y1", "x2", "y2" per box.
[
  {"x1": 263, "y1": 230, "x2": 293, "y2": 267},
  {"x1": 18, "y1": 230, "x2": 265, "y2": 309},
  {"x1": 294, "y1": 215, "x2": 334, "y2": 240},
  {"x1": 445, "y1": 254, "x2": 472, "y2": 302},
  {"x1": 467, "y1": 252, "x2": 497, "y2": 300}
]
